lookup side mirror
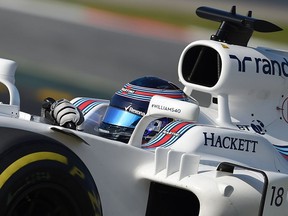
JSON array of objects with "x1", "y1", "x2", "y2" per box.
[
  {"x1": 0, "y1": 58, "x2": 20, "y2": 118},
  {"x1": 128, "y1": 95, "x2": 199, "y2": 147},
  {"x1": 146, "y1": 95, "x2": 199, "y2": 121}
]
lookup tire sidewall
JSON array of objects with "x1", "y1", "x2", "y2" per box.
[{"x1": 0, "y1": 135, "x2": 102, "y2": 215}]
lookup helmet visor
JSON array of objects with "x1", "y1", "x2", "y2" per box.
[{"x1": 102, "y1": 106, "x2": 142, "y2": 128}]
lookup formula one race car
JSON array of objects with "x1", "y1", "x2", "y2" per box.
[{"x1": 0, "y1": 6, "x2": 288, "y2": 216}]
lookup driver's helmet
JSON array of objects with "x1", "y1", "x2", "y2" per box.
[{"x1": 97, "y1": 76, "x2": 192, "y2": 143}]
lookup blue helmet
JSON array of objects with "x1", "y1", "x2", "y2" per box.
[{"x1": 98, "y1": 76, "x2": 191, "y2": 143}]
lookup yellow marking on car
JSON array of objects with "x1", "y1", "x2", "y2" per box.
[
  {"x1": 0, "y1": 152, "x2": 68, "y2": 188},
  {"x1": 221, "y1": 43, "x2": 229, "y2": 49}
]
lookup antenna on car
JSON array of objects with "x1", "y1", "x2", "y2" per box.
[{"x1": 196, "y1": 6, "x2": 283, "y2": 46}]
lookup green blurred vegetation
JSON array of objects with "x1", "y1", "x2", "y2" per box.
[{"x1": 57, "y1": 0, "x2": 287, "y2": 44}]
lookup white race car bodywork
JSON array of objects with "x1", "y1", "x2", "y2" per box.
[{"x1": 1, "y1": 6, "x2": 288, "y2": 216}]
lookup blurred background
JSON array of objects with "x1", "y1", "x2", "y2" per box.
[{"x1": 0, "y1": 0, "x2": 287, "y2": 115}]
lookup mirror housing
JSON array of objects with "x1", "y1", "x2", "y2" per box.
[{"x1": 128, "y1": 95, "x2": 199, "y2": 147}]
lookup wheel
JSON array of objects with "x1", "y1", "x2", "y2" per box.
[{"x1": 0, "y1": 133, "x2": 102, "y2": 216}]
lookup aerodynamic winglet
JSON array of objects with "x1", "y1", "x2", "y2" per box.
[{"x1": 196, "y1": 6, "x2": 283, "y2": 46}]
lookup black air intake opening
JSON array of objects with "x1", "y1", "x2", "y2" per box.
[
  {"x1": 146, "y1": 182, "x2": 200, "y2": 216},
  {"x1": 182, "y1": 45, "x2": 221, "y2": 87}
]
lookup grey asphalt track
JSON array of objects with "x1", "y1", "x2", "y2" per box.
[
  {"x1": 0, "y1": 0, "x2": 287, "y2": 114},
  {"x1": 0, "y1": 0, "x2": 198, "y2": 86},
  {"x1": 0, "y1": 1, "x2": 192, "y2": 114}
]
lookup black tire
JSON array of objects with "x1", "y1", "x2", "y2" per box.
[{"x1": 0, "y1": 132, "x2": 102, "y2": 216}]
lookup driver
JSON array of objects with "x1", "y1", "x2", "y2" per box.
[{"x1": 41, "y1": 76, "x2": 195, "y2": 143}]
